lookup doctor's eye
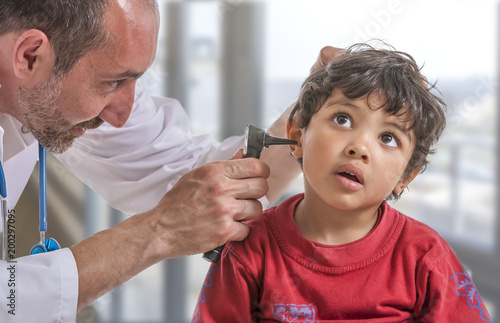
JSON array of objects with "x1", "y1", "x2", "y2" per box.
[
  {"x1": 333, "y1": 114, "x2": 352, "y2": 128},
  {"x1": 109, "y1": 79, "x2": 126, "y2": 89}
]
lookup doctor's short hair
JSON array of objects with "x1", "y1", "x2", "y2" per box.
[
  {"x1": 288, "y1": 43, "x2": 446, "y2": 200},
  {"x1": 0, "y1": 0, "x2": 158, "y2": 77}
]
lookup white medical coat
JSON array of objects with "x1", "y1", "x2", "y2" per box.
[{"x1": 0, "y1": 83, "x2": 245, "y2": 322}]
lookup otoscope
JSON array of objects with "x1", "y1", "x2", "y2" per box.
[{"x1": 202, "y1": 124, "x2": 297, "y2": 263}]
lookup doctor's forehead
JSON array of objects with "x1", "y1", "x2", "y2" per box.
[
  {"x1": 88, "y1": 0, "x2": 158, "y2": 76},
  {"x1": 114, "y1": 0, "x2": 159, "y2": 16}
]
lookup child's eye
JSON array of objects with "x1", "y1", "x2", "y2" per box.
[
  {"x1": 380, "y1": 133, "x2": 399, "y2": 147},
  {"x1": 333, "y1": 114, "x2": 352, "y2": 128}
]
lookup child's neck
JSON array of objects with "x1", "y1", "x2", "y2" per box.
[{"x1": 293, "y1": 195, "x2": 380, "y2": 246}]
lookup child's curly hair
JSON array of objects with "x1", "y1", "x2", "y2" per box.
[{"x1": 288, "y1": 43, "x2": 447, "y2": 200}]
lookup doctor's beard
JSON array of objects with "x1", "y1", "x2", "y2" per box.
[{"x1": 18, "y1": 75, "x2": 103, "y2": 154}]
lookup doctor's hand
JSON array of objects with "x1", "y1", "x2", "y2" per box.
[
  {"x1": 71, "y1": 156, "x2": 269, "y2": 310},
  {"x1": 147, "y1": 154, "x2": 270, "y2": 258},
  {"x1": 309, "y1": 45, "x2": 347, "y2": 73}
]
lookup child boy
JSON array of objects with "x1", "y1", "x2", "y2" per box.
[{"x1": 192, "y1": 44, "x2": 491, "y2": 322}]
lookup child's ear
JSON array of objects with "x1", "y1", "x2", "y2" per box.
[
  {"x1": 286, "y1": 117, "x2": 303, "y2": 158},
  {"x1": 393, "y1": 168, "x2": 421, "y2": 195}
]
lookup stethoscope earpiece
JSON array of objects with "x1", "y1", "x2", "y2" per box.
[{"x1": 30, "y1": 238, "x2": 61, "y2": 255}]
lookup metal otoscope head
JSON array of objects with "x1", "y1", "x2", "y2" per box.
[
  {"x1": 244, "y1": 124, "x2": 297, "y2": 159},
  {"x1": 202, "y1": 124, "x2": 297, "y2": 263}
]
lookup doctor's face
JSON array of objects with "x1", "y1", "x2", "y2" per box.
[
  {"x1": 17, "y1": 76, "x2": 104, "y2": 154},
  {"x1": 17, "y1": 0, "x2": 159, "y2": 154}
]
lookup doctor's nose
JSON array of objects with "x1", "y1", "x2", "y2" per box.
[{"x1": 98, "y1": 81, "x2": 136, "y2": 128}]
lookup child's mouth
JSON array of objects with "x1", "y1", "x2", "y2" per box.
[{"x1": 339, "y1": 171, "x2": 360, "y2": 183}]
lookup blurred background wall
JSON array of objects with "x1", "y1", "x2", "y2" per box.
[{"x1": 15, "y1": 0, "x2": 499, "y2": 322}]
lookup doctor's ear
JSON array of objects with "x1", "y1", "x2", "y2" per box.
[
  {"x1": 13, "y1": 29, "x2": 55, "y2": 82},
  {"x1": 286, "y1": 118, "x2": 303, "y2": 158}
]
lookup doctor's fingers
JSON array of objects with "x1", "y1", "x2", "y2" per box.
[
  {"x1": 228, "y1": 175, "x2": 270, "y2": 201},
  {"x1": 191, "y1": 161, "x2": 269, "y2": 199},
  {"x1": 309, "y1": 46, "x2": 347, "y2": 73},
  {"x1": 220, "y1": 197, "x2": 265, "y2": 223},
  {"x1": 226, "y1": 221, "x2": 251, "y2": 243},
  {"x1": 204, "y1": 200, "x2": 261, "y2": 246},
  {"x1": 217, "y1": 157, "x2": 271, "y2": 180}
]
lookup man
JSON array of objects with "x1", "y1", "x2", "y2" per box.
[{"x1": 0, "y1": 0, "x2": 338, "y2": 321}]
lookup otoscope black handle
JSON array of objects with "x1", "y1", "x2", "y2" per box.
[
  {"x1": 202, "y1": 125, "x2": 296, "y2": 263},
  {"x1": 202, "y1": 245, "x2": 224, "y2": 263}
]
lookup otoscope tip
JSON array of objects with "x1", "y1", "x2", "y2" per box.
[{"x1": 263, "y1": 133, "x2": 297, "y2": 147}]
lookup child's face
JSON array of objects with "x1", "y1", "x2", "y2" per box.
[{"x1": 288, "y1": 88, "x2": 418, "y2": 212}]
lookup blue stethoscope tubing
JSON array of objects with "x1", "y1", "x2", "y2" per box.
[
  {"x1": 0, "y1": 158, "x2": 7, "y2": 261},
  {"x1": 39, "y1": 143, "x2": 47, "y2": 234},
  {"x1": 29, "y1": 144, "x2": 60, "y2": 254},
  {"x1": 0, "y1": 143, "x2": 60, "y2": 260}
]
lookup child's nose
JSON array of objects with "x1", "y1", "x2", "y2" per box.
[{"x1": 345, "y1": 144, "x2": 369, "y2": 162}]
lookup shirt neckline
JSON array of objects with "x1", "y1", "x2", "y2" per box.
[{"x1": 268, "y1": 193, "x2": 406, "y2": 274}]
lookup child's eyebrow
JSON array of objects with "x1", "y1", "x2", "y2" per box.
[
  {"x1": 324, "y1": 99, "x2": 360, "y2": 110},
  {"x1": 386, "y1": 121, "x2": 412, "y2": 142}
]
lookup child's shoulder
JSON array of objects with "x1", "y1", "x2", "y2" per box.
[
  {"x1": 399, "y1": 210, "x2": 447, "y2": 243},
  {"x1": 221, "y1": 206, "x2": 276, "y2": 272},
  {"x1": 389, "y1": 204, "x2": 454, "y2": 262},
  {"x1": 227, "y1": 206, "x2": 276, "y2": 251},
  {"x1": 224, "y1": 194, "x2": 303, "y2": 260}
]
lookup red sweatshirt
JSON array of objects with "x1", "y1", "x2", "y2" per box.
[{"x1": 193, "y1": 194, "x2": 491, "y2": 322}]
